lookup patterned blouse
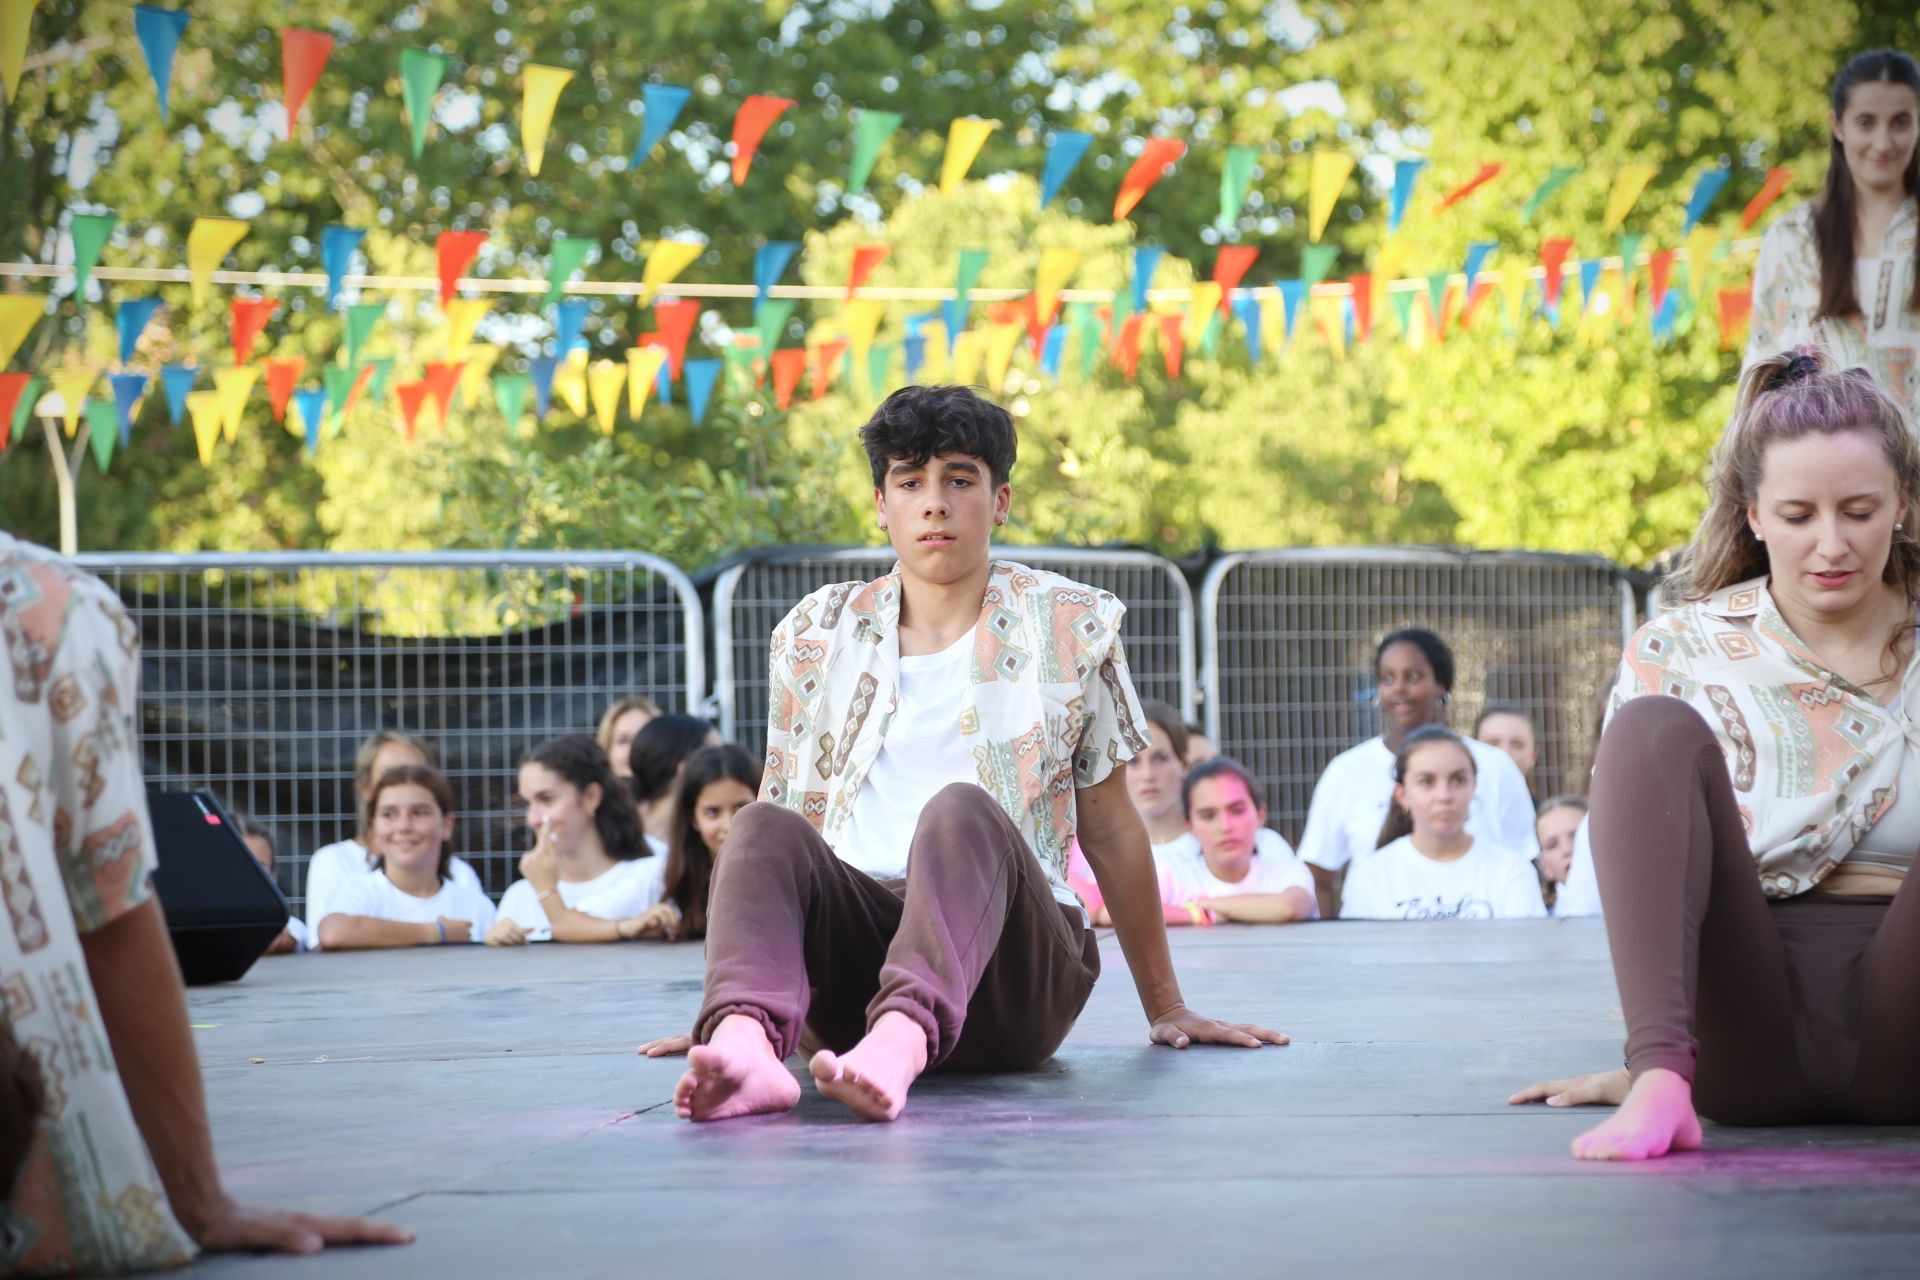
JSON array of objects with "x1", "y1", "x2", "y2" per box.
[
  {"x1": 0, "y1": 534, "x2": 197, "y2": 1273},
  {"x1": 759, "y1": 559, "x2": 1150, "y2": 887},
  {"x1": 1613, "y1": 576, "x2": 1920, "y2": 897},
  {"x1": 1745, "y1": 197, "x2": 1920, "y2": 423}
]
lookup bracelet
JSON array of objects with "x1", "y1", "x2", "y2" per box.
[
  {"x1": 537, "y1": 889, "x2": 557, "y2": 901},
  {"x1": 1186, "y1": 902, "x2": 1205, "y2": 926},
  {"x1": 433, "y1": 919, "x2": 447, "y2": 945}
]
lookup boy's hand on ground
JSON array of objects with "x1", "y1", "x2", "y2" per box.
[
  {"x1": 1149, "y1": 1005, "x2": 1288, "y2": 1049},
  {"x1": 1508, "y1": 1066, "x2": 1629, "y2": 1107},
  {"x1": 637, "y1": 1033, "x2": 694, "y2": 1057},
  {"x1": 191, "y1": 1197, "x2": 413, "y2": 1255}
]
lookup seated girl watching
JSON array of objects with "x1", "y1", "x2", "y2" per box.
[
  {"x1": 1156, "y1": 758, "x2": 1316, "y2": 925},
  {"x1": 659, "y1": 745, "x2": 764, "y2": 942},
  {"x1": 315, "y1": 764, "x2": 497, "y2": 949}
]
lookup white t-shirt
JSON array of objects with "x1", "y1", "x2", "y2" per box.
[
  {"x1": 317, "y1": 868, "x2": 497, "y2": 944},
  {"x1": 304, "y1": 837, "x2": 484, "y2": 933},
  {"x1": 1340, "y1": 835, "x2": 1548, "y2": 921},
  {"x1": 496, "y1": 856, "x2": 666, "y2": 941},
  {"x1": 1153, "y1": 830, "x2": 1318, "y2": 917},
  {"x1": 1553, "y1": 815, "x2": 1602, "y2": 918},
  {"x1": 1297, "y1": 735, "x2": 1538, "y2": 873}
]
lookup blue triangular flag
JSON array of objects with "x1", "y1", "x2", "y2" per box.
[
  {"x1": 529, "y1": 356, "x2": 558, "y2": 421},
  {"x1": 1650, "y1": 289, "x2": 1680, "y2": 344},
  {"x1": 1278, "y1": 280, "x2": 1306, "y2": 338},
  {"x1": 1342, "y1": 298, "x2": 1354, "y2": 344},
  {"x1": 160, "y1": 363, "x2": 198, "y2": 425},
  {"x1": 133, "y1": 6, "x2": 191, "y2": 122},
  {"x1": 684, "y1": 358, "x2": 721, "y2": 425},
  {"x1": 940, "y1": 299, "x2": 967, "y2": 355},
  {"x1": 110, "y1": 373, "x2": 148, "y2": 446},
  {"x1": 631, "y1": 83, "x2": 693, "y2": 166},
  {"x1": 1389, "y1": 159, "x2": 1427, "y2": 233},
  {"x1": 754, "y1": 242, "x2": 800, "y2": 306},
  {"x1": 1234, "y1": 297, "x2": 1262, "y2": 362},
  {"x1": 1040, "y1": 324, "x2": 1066, "y2": 378},
  {"x1": 656, "y1": 359, "x2": 672, "y2": 405},
  {"x1": 292, "y1": 387, "x2": 328, "y2": 452},
  {"x1": 1040, "y1": 130, "x2": 1094, "y2": 208},
  {"x1": 1579, "y1": 259, "x2": 1604, "y2": 311},
  {"x1": 115, "y1": 298, "x2": 162, "y2": 365},
  {"x1": 1462, "y1": 241, "x2": 1497, "y2": 296},
  {"x1": 902, "y1": 333, "x2": 927, "y2": 381},
  {"x1": 1682, "y1": 167, "x2": 1732, "y2": 233},
  {"x1": 321, "y1": 225, "x2": 365, "y2": 311},
  {"x1": 1131, "y1": 245, "x2": 1165, "y2": 313},
  {"x1": 555, "y1": 298, "x2": 591, "y2": 356}
]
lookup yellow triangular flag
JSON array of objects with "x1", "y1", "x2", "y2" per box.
[
  {"x1": 845, "y1": 299, "x2": 887, "y2": 367},
  {"x1": 187, "y1": 390, "x2": 223, "y2": 465},
  {"x1": 445, "y1": 299, "x2": 492, "y2": 360},
  {"x1": 0, "y1": 292, "x2": 46, "y2": 367},
  {"x1": 1, "y1": 0, "x2": 31, "y2": 107},
  {"x1": 52, "y1": 370, "x2": 93, "y2": 438},
  {"x1": 919, "y1": 321, "x2": 950, "y2": 381},
  {"x1": 983, "y1": 323, "x2": 1022, "y2": 391},
  {"x1": 1260, "y1": 294, "x2": 1288, "y2": 354},
  {"x1": 951, "y1": 329, "x2": 986, "y2": 386},
  {"x1": 214, "y1": 366, "x2": 259, "y2": 443},
  {"x1": 1308, "y1": 151, "x2": 1354, "y2": 243},
  {"x1": 940, "y1": 117, "x2": 999, "y2": 195},
  {"x1": 1375, "y1": 236, "x2": 1414, "y2": 289},
  {"x1": 459, "y1": 343, "x2": 500, "y2": 408},
  {"x1": 586, "y1": 359, "x2": 624, "y2": 435},
  {"x1": 187, "y1": 217, "x2": 250, "y2": 306},
  {"x1": 1498, "y1": 265, "x2": 1532, "y2": 325},
  {"x1": 521, "y1": 64, "x2": 575, "y2": 177},
  {"x1": 627, "y1": 346, "x2": 667, "y2": 418},
  {"x1": 1034, "y1": 248, "x2": 1081, "y2": 324},
  {"x1": 555, "y1": 348, "x2": 589, "y2": 419},
  {"x1": 1601, "y1": 164, "x2": 1659, "y2": 235},
  {"x1": 1185, "y1": 282, "x2": 1224, "y2": 344},
  {"x1": 1314, "y1": 296, "x2": 1347, "y2": 358},
  {"x1": 640, "y1": 238, "x2": 705, "y2": 307},
  {"x1": 1685, "y1": 225, "x2": 1721, "y2": 299}
]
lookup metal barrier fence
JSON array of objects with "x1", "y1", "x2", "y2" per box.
[
  {"x1": 76, "y1": 552, "x2": 704, "y2": 911},
  {"x1": 713, "y1": 546, "x2": 1199, "y2": 757},
  {"x1": 1200, "y1": 549, "x2": 1638, "y2": 846}
]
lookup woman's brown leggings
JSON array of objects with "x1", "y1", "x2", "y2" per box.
[{"x1": 1590, "y1": 696, "x2": 1920, "y2": 1125}]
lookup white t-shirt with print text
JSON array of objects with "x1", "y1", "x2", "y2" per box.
[
  {"x1": 1339, "y1": 835, "x2": 1547, "y2": 921},
  {"x1": 1297, "y1": 735, "x2": 1538, "y2": 873}
]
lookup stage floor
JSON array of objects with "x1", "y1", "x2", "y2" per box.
[{"x1": 177, "y1": 920, "x2": 1920, "y2": 1278}]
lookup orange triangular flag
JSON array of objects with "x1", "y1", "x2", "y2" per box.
[
  {"x1": 395, "y1": 380, "x2": 431, "y2": 443},
  {"x1": 1155, "y1": 312, "x2": 1184, "y2": 378},
  {"x1": 437, "y1": 231, "x2": 487, "y2": 308},
  {"x1": 848, "y1": 244, "x2": 890, "y2": 297},
  {"x1": 1115, "y1": 138, "x2": 1186, "y2": 220},
  {"x1": 1349, "y1": 275, "x2": 1373, "y2": 341},
  {"x1": 1213, "y1": 246, "x2": 1258, "y2": 305},
  {"x1": 1739, "y1": 167, "x2": 1794, "y2": 232},
  {"x1": 732, "y1": 95, "x2": 796, "y2": 185},
  {"x1": 231, "y1": 297, "x2": 278, "y2": 364},
  {"x1": 280, "y1": 28, "x2": 334, "y2": 139},
  {"x1": 1114, "y1": 314, "x2": 1145, "y2": 379},
  {"x1": 812, "y1": 339, "x2": 847, "y2": 400},
  {"x1": 423, "y1": 360, "x2": 464, "y2": 425},
  {"x1": 654, "y1": 300, "x2": 701, "y2": 379},
  {"x1": 1435, "y1": 163, "x2": 1503, "y2": 212},
  {"x1": 263, "y1": 356, "x2": 305, "y2": 422},
  {"x1": 771, "y1": 348, "x2": 806, "y2": 410},
  {"x1": 1718, "y1": 286, "x2": 1754, "y2": 350}
]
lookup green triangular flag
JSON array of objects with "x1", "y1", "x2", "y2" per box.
[
  {"x1": 1198, "y1": 311, "x2": 1222, "y2": 357},
  {"x1": 85, "y1": 399, "x2": 117, "y2": 471},
  {"x1": 9, "y1": 376, "x2": 42, "y2": 443},
  {"x1": 345, "y1": 303, "x2": 385, "y2": 371},
  {"x1": 955, "y1": 248, "x2": 989, "y2": 306},
  {"x1": 546, "y1": 235, "x2": 596, "y2": 306},
  {"x1": 1522, "y1": 166, "x2": 1581, "y2": 222},
  {"x1": 867, "y1": 342, "x2": 894, "y2": 397},
  {"x1": 754, "y1": 298, "x2": 796, "y2": 358},
  {"x1": 722, "y1": 344, "x2": 758, "y2": 392},
  {"x1": 1426, "y1": 271, "x2": 1450, "y2": 324},
  {"x1": 70, "y1": 212, "x2": 118, "y2": 299},
  {"x1": 493, "y1": 372, "x2": 531, "y2": 427},
  {"x1": 1390, "y1": 288, "x2": 1416, "y2": 336},
  {"x1": 363, "y1": 356, "x2": 394, "y2": 402},
  {"x1": 400, "y1": 49, "x2": 449, "y2": 161},
  {"x1": 322, "y1": 365, "x2": 357, "y2": 435},
  {"x1": 848, "y1": 110, "x2": 904, "y2": 193},
  {"x1": 1067, "y1": 301, "x2": 1100, "y2": 380},
  {"x1": 1219, "y1": 146, "x2": 1257, "y2": 226},
  {"x1": 1301, "y1": 244, "x2": 1338, "y2": 291},
  {"x1": 1618, "y1": 232, "x2": 1645, "y2": 283}
]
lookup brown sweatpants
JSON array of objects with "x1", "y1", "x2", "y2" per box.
[
  {"x1": 694, "y1": 783, "x2": 1101, "y2": 1071},
  {"x1": 1590, "y1": 696, "x2": 1920, "y2": 1124}
]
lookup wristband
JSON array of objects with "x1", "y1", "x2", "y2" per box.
[{"x1": 434, "y1": 919, "x2": 447, "y2": 944}]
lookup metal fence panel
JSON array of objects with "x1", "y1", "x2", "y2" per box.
[
  {"x1": 1201, "y1": 549, "x2": 1637, "y2": 845},
  {"x1": 715, "y1": 546, "x2": 1198, "y2": 757},
  {"x1": 76, "y1": 552, "x2": 705, "y2": 911}
]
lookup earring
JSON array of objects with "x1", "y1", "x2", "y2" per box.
[{"x1": 1754, "y1": 531, "x2": 1765, "y2": 542}]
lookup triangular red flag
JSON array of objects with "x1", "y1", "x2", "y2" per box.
[
  {"x1": 1649, "y1": 248, "x2": 1677, "y2": 314},
  {"x1": 280, "y1": 28, "x2": 334, "y2": 140},
  {"x1": 812, "y1": 339, "x2": 848, "y2": 401},
  {"x1": 1739, "y1": 167, "x2": 1793, "y2": 232},
  {"x1": 263, "y1": 356, "x2": 306, "y2": 422},
  {"x1": 1435, "y1": 162, "x2": 1503, "y2": 212},
  {"x1": 1718, "y1": 287, "x2": 1754, "y2": 351},
  {"x1": 395, "y1": 380, "x2": 431, "y2": 443},
  {"x1": 1156, "y1": 312, "x2": 1184, "y2": 378},
  {"x1": 231, "y1": 297, "x2": 279, "y2": 365},
  {"x1": 653, "y1": 300, "x2": 701, "y2": 379},
  {"x1": 1213, "y1": 246, "x2": 1259, "y2": 306},
  {"x1": 0, "y1": 373, "x2": 29, "y2": 452},
  {"x1": 1460, "y1": 280, "x2": 1494, "y2": 329},
  {"x1": 732, "y1": 95, "x2": 796, "y2": 186},
  {"x1": 771, "y1": 348, "x2": 806, "y2": 409},
  {"x1": 1114, "y1": 314, "x2": 1145, "y2": 379},
  {"x1": 1349, "y1": 275, "x2": 1373, "y2": 341},
  {"x1": 423, "y1": 360, "x2": 464, "y2": 424},
  {"x1": 848, "y1": 244, "x2": 891, "y2": 297},
  {"x1": 1540, "y1": 238, "x2": 1575, "y2": 310},
  {"x1": 437, "y1": 230, "x2": 487, "y2": 308},
  {"x1": 1114, "y1": 138, "x2": 1187, "y2": 220}
]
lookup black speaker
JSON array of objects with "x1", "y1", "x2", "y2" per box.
[{"x1": 146, "y1": 789, "x2": 291, "y2": 985}]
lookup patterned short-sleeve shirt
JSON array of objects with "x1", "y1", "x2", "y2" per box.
[
  {"x1": 0, "y1": 533, "x2": 196, "y2": 1273},
  {"x1": 758, "y1": 559, "x2": 1151, "y2": 886},
  {"x1": 1612, "y1": 575, "x2": 1920, "y2": 898}
]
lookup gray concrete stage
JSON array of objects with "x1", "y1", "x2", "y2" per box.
[{"x1": 177, "y1": 921, "x2": 1920, "y2": 1279}]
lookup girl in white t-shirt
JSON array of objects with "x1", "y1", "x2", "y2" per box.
[
  {"x1": 486, "y1": 736, "x2": 671, "y2": 946},
  {"x1": 1534, "y1": 795, "x2": 1587, "y2": 914},
  {"x1": 1341, "y1": 727, "x2": 1547, "y2": 922},
  {"x1": 659, "y1": 744, "x2": 763, "y2": 941},
  {"x1": 315, "y1": 764, "x2": 497, "y2": 949},
  {"x1": 1070, "y1": 700, "x2": 1197, "y2": 925},
  {"x1": 1157, "y1": 758, "x2": 1317, "y2": 925}
]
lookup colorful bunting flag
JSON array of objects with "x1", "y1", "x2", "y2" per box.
[
  {"x1": 320, "y1": 225, "x2": 364, "y2": 311},
  {"x1": 0, "y1": 294, "x2": 45, "y2": 368},
  {"x1": 981, "y1": 323, "x2": 1020, "y2": 390},
  {"x1": 941, "y1": 117, "x2": 999, "y2": 195},
  {"x1": 280, "y1": 28, "x2": 333, "y2": 139},
  {"x1": 1184, "y1": 284, "x2": 1223, "y2": 344},
  {"x1": 1156, "y1": 312, "x2": 1185, "y2": 378},
  {"x1": 69, "y1": 212, "x2": 116, "y2": 299},
  {"x1": 230, "y1": 297, "x2": 277, "y2": 365},
  {"x1": 0, "y1": 374, "x2": 35, "y2": 452},
  {"x1": 115, "y1": 298, "x2": 161, "y2": 365},
  {"x1": 425, "y1": 359, "x2": 466, "y2": 425},
  {"x1": 684, "y1": 358, "x2": 721, "y2": 424},
  {"x1": 399, "y1": 49, "x2": 448, "y2": 160},
  {"x1": 1307, "y1": 150, "x2": 1354, "y2": 242},
  {"x1": 1041, "y1": 130, "x2": 1093, "y2": 208},
  {"x1": 1349, "y1": 275, "x2": 1373, "y2": 342},
  {"x1": 845, "y1": 299, "x2": 887, "y2": 368},
  {"x1": 1523, "y1": 166, "x2": 1581, "y2": 222},
  {"x1": 631, "y1": 82, "x2": 692, "y2": 166},
  {"x1": 85, "y1": 400, "x2": 117, "y2": 471},
  {"x1": 1039, "y1": 325, "x2": 1067, "y2": 378},
  {"x1": 848, "y1": 110, "x2": 904, "y2": 192},
  {"x1": 626, "y1": 346, "x2": 667, "y2": 418},
  {"x1": 434, "y1": 230, "x2": 486, "y2": 307},
  {"x1": 554, "y1": 298, "x2": 591, "y2": 356},
  {"x1": 1232, "y1": 297, "x2": 1262, "y2": 363},
  {"x1": 1649, "y1": 248, "x2": 1677, "y2": 314},
  {"x1": 521, "y1": 64, "x2": 575, "y2": 177},
  {"x1": 1685, "y1": 226, "x2": 1722, "y2": 299},
  {"x1": 1, "y1": 0, "x2": 32, "y2": 106},
  {"x1": 1683, "y1": 167, "x2": 1732, "y2": 233},
  {"x1": 848, "y1": 244, "x2": 891, "y2": 297},
  {"x1": 1213, "y1": 246, "x2": 1258, "y2": 305},
  {"x1": 1115, "y1": 138, "x2": 1186, "y2": 220},
  {"x1": 446, "y1": 298, "x2": 492, "y2": 360},
  {"x1": 1113, "y1": 314, "x2": 1145, "y2": 379},
  {"x1": 754, "y1": 298, "x2": 797, "y2": 359},
  {"x1": 187, "y1": 389, "x2": 222, "y2": 464},
  {"x1": 161, "y1": 364, "x2": 196, "y2": 425},
  {"x1": 394, "y1": 379, "x2": 431, "y2": 442},
  {"x1": 1131, "y1": 246, "x2": 1164, "y2": 313},
  {"x1": 1462, "y1": 242, "x2": 1497, "y2": 298},
  {"x1": 654, "y1": 299, "x2": 701, "y2": 379},
  {"x1": 491, "y1": 373, "x2": 530, "y2": 430},
  {"x1": 186, "y1": 217, "x2": 249, "y2": 306},
  {"x1": 1300, "y1": 244, "x2": 1339, "y2": 291},
  {"x1": 902, "y1": 331, "x2": 927, "y2": 382},
  {"x1": 770, "y1": 348, "x2": 806, "y2": 409},
  {"x1": 1390, "y1": 287, "x2": 1417, "y2": 340},
  {"x1": 51, "y1": 370, "x2": 91, "y2": 439},
  {"x1": 1220, "y1": 147, "x2": 1257, "y2": 226},
  {"x1": 1436, "y1": 162, "x2": 1503, "y2": 212},
  {"x1": 1740, "y1": 167, "x2": 1794, "y2": 231},
  {"x1": 731, "y1": 95, "x2": 795, "y2": 185},
  {"x1": 754, "y1": 243, "x2": 800, "y2": 306},
  {"x1": 213, "y1": 366, "x2": 258, "y2": 443},
  {"x1": 811, "y1": 338, "x2": 847, "y2": 400},
  {"x1": 1035, "y1": 248, "x2": 1081, "y2": 325},
  {"x1": 1277, "y1": 280, "x2": 1307, "y2": 338},
  {"x1": 1578, "y1": 259, "x2": 1604, "y2": 312},
  {"x1": 133, "y1": 5, "x2": 191, "y2": 121},
  {"x1": 1718, "y1": 286, "x2": 1753, "y2": 350},
  {"x1": 1601, "y1": 164, "x2": 1658, "y2": 235},
  {"x1": 528, "y1": 356, "x2": 559, "y2": 421},
  {"x1": 577, "y1": 360, "x2": 619, "y2": 434},
  {"x1": 292, "y1": 386, "x2": 328, "y2": 451},
  {"x1": 1389, "y1": 159, "x2": 1427, "y2": 233},
  {"x1": 1540, "y1": 238, "x2": 1575, "y2": 310},
  {"x1": 263, "y1": 357, "x2": 304, "y2": 423},
  {"x1": 344, "y1": 302, "x2": 384, "y2": 370},
  {"x1": 641, "y1": 238, "x2": 704, "y2": 306},
  {"x1": 109, "y1": 373, "x2": 147, "y2": 447},
  {"x1": 546, "y1": 235, "x2": 596, "y2": 305}
]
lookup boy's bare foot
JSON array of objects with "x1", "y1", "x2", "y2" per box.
[
  {"x1": 809, "y1": 1010, "x2": 930, "y2": 1122},
  {"x1": 1571, "y1": 1067, "x2": 1703, "y2": 1161},
  {"x1": 674, "y1": 1015, "x2": 801, "y2": 1122}
]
